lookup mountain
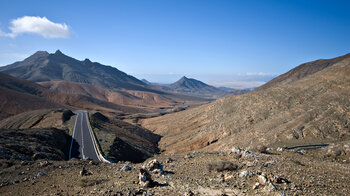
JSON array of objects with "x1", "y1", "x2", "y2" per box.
[
  {"x1": 141, "y1": 79, "x2": 152, "y2": 84},
  {"x1": 0, "y1": 50, "x2": 148, "y2": 91},
  {"x1": 140, "y1": 53, "x2": 350, "y2": 154},
  {"x1": 160, "y1": 76, "x2": 228, "y2": 98}
]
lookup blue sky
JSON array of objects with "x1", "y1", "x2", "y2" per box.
[{"x1": 0, "y1": 0, "x2": 350, "y2": 88}]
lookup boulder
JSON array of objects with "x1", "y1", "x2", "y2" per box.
[
  {"x1": 144, "y1": 159, "x2": 164, "y2": 174},
  {"x1": 139, "y1": 168, "x2": 154, "y2": 188},
  {"x1": 122, "y1": 164, "x2": 132, "y2": 171}
]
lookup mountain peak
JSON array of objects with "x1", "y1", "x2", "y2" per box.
[
  {"x1": 33, "y1": 51, "x2": 49, "y2": 56},
  {"x1": 54, "y1": 50, "x2": 63, "y2": 55},
  {"x1": 83, "y1": 58, "x2": 92, "y2": 63},
  {"x1": 180, "y1": 76, "x2": 189, "y2": 80}
]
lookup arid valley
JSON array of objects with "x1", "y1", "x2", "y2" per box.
[{"x1": 0, "y1": 1, "x2": 350, "y2": 195}]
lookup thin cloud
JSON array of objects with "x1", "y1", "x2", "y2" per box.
[
  {"x1": 208, "y1": 81, "x2": 266, "y2": 89},
  {"x1": 245, "y1": 72, "x2": 278, "y2": 76},
  {"x1": 0, "y1": 16, "x2": 70, "y2": 38}
]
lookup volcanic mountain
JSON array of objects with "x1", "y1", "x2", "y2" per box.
[
  {"x1": 0, "y1": 50, "x2": 148, "y2": 91},
  {"x1": 160, "y1": 76, "x2": 228, "y2": 98},
  {"x1": 141, "y1": 53, "x2": 350, "y2": 154}
]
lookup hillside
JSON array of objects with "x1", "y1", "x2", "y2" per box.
[
  {"x1": 258, "y1": 53, "x2": 350, "y2": 90},
  {"x1": 38, "y1": 80, "x2": 205, "y2": 110},
  {"x1": 0, "y1": 72, "x2": 146, "y2": 118},
  {"x1": 140, "y1": 53, "x2": 350, "y2": 154},
  {"x1": 0, "y1": 72, "x2": 66, "y2": 119},
  {"x1": 0, "y1": 109, "x2": 75, "y2": 131},
  {"x1": 0, "y1": 50, "x2": 150, "y2": 91}
]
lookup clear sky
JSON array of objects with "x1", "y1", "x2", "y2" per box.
[{"x1": 0, "y1": 0, "x2": 349, "y2": 88}]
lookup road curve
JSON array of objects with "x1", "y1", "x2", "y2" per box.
[{"x1": 69, "y1": 111, "x2": 101, "y2": 161}]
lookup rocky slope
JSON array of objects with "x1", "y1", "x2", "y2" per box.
[
  {"x1": 0, "y1": 128, "x2": 71, "y2": 161},
  {"x1": 140, "y1": 53, "x2": 350, "y2": 154}
]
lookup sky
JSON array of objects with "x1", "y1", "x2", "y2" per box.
[{"x1": 0, "y1": 0, "x2": 350, "y2": 88}]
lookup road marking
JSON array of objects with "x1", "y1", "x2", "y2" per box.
[
  {"x1": 69, "y1": 110, "x2": 106, "y2": 162},
  {"x1": 85, "y1": 112, "x2": 102, "y2": 161},
  {"x1": 68, "y1": 111, "x2": 79, "y2": 160},
  {"x1": 80, "y1": 112, "x2": 86, "y2": 159}
]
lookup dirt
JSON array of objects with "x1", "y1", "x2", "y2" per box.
[{"x1": 0, "y1": 145, "x2": 350, "y2": 195}]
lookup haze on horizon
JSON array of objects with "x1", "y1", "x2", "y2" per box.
[{"x1": 0, "y1": 0, "x2": 349, "y2": 89}]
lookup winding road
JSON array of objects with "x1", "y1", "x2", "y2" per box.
[{"x1": 69, "y1": 111, "x2": 101, "y2": 161}]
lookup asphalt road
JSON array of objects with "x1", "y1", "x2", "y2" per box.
[{"x1": 69, "y1": 111, "x2": 101, "y2": 161}]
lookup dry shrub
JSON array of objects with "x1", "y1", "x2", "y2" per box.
[{"x1": 208, "y1": 161, "x2": 238, "y2": 172}]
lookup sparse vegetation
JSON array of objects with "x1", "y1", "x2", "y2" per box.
[{"x1": 207, "y1": 161, "x2": 238, "y2": 172}]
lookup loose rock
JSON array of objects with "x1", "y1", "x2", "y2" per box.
[
  {"x1": 139, "y1": 168, "x2": 154, "y2": 188},
  {"x1": 80, "y1": 167, "x2": 92, "y2": 176},
  {"x1": 122, "y1": 164, "x2": 132, "y2": 171},
  {"x1": 258, "y1": 175, "x2": 267, "y2": 185},
  {"x1": 37, "y1": 172, "x2": 48, "y2": 177}
]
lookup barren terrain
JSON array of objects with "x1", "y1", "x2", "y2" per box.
[
  {"x1": 141, "y1": 53, "x2": 350, "y2": 154},
  {"x1": 0, "y1": 144, "x2": 350, "y2": 195}
]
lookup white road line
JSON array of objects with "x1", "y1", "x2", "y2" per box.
[
  {"x1": 68, "y1": 111, "x2": 79, "y2": 160},
  {"x1": 80, "y1": 112, "x2": 86, "y2": 159},
  {"x1": 85, "y1": 112, "x2": 102, "y2": 161}
]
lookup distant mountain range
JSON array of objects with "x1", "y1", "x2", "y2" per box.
[
  {"x1": 0, "y1": 50, "x2": 214, "y2": 118},
  {"x1": 0, "y1": 50, "x2": 247, "y2": 100}
]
